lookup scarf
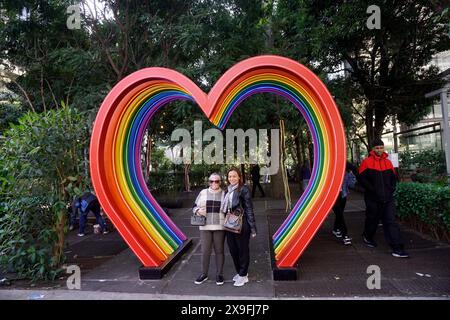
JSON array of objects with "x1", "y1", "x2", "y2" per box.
[
  {"x1": 220, "y1": 184, "x2": 238, "y2": 214},
  {"x1": 208, "y1": 187, "x2": 223, "y2": 194}
]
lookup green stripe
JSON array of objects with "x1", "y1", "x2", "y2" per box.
[{"x1": 123, "y1": 91, "x2": 178, "y2": 250}]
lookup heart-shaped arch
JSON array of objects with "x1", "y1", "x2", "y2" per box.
[{"x1": 90, "y1": 55, "x2": 346, "y2": 268}]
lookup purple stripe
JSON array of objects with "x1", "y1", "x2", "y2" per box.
[{"x1": 133, "y1": 95, "x2": 191, "y2": 241}]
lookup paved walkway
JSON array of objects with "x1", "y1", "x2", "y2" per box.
[{"x1": 1, "y1": 191, "x2": 449, "y2": 299}]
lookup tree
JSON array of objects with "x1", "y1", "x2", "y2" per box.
[
  {"x1": 0, "y1": 106, "x2": 90, "y2": 280},
  {"x1": 296, "y1": 0, "x2": 450, "y2": 148},
  {"x1": 0, "y1": 0, "x2": 111, "y2": 113},
  {"x1": 0, "y1": 90, "x2": 23, "y2": 134}
]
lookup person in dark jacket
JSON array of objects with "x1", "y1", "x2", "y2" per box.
[
  {"x1": 72, "y1": 192, "x2": 108, "y2": 237},
  {"x1": 358, "y1": 139, "x2": 408, "y2": 258},
  {"x1": 221, "y1": 167, "x2": 257, "y2": 287},
  {"x1": 250, "y1": 164, "x2": 265, "y2": 198},
  {"x1": 300, "y1": 163, "x2": 311, "y2": 192},
  {"x1": 332, "y1": 162, "x2": 357, "y2": 245}
]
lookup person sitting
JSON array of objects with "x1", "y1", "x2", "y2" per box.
[{"x1": 71, "y1": 192, "x2": 108, "y2": 237}]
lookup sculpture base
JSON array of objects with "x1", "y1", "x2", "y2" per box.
[
  {"x1": 268, "y1": 235, "x2": 298, "y2": 281},
  {"x1": 138, "y1": 238, "x2": 193, "y2": 280}
]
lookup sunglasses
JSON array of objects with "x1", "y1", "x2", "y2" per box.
[{"x1": 209, "y1": 180, "x2": 221, "y2": 184}]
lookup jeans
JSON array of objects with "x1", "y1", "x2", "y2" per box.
[
  {"x1": 226, "y1": 217, "x2": 251, "y2": 276},
  {"x1": 251, "y1": 180, "x2": 265, "y2": 197},
  {"x1": 78, "y1": 202, "x2": 107, "y2": 234},
  {"x1": 333, "y1": 196, "x2": 348, "y2": 236},
  {"x1": 302, "y1": 179, "x2": 310, "y2": 191},
  {"x1": 200, "y1": 230, "x2": 225, "y2": 276},
  {"x1": 363, "y1": 199, "x2": 404, "y2": 251}
]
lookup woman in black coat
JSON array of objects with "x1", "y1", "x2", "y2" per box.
[{"x1": 221, "y1": 167, "x2": 257, "y2": 287}]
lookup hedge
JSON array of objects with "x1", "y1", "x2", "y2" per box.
[{"x1": 394, "y1": 182, "x2": 450, "y2": 242}]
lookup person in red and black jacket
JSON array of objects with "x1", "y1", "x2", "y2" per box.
[{"x1": 358, "y1": 139, "x2": 409, "y2": 258}]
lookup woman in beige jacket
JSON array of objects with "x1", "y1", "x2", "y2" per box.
[{"x1": 192, "y1": 173, "x2": 225, "y2": 285}]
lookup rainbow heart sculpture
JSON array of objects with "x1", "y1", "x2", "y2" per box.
[{"x1": 90, "y1": 55, "x2": 346, "y2": 268}]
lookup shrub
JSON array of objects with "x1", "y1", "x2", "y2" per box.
[
  {"x1": 399, "y1": 150, "x2": 446, "y2": 183},
  {"x1": 394, "y1": 182, "x2": 450, "y2": 242},
  {"x1": 0, "y1": 106, "x2": 90, "y2": 280}
]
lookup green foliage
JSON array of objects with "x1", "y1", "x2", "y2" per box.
[
  {"x1": 148, "y1": 164, "x2": 225, "y2": 195},
  {"x1": 0, "y1": 100, "x2": 23, "y2": 134},
  {"x1": 395, "y1": 182, "x2": 450, "y2": 240},
  {"x1": 399, "y1": 150, "x2": 446, "y2": 183},
  {"x1": 150, "y1": 148, "x2": 174, "y2": 172},
  {"x1": 0, "y1": 106, "x2": 90, "y2": 280},
  {"x1": 295, "y1": 0, "x2": 450, "y2": 145},
  {"x1": 0, "y1": 0, "x2": 111, "y2": 113},
  {"x1": 148, "y1": 171, "x2": 184, "y2": 195},
  {"x1": 0, "y1": 194, "x2": 65, "y2": 280},
  {"x1": 1, "y1": 0, "x2": 449, "y2": 278}
]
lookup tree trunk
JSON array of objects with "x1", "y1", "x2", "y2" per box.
[
  {"x1": 374, "y1": 102, "x2": 387, "y2": 144},
  {"x1": 300, "y1": 129, "x2": 307, "y2": 165},
  {"x1": 280, "y1": 120, "x2": 291, "y2": 211},
  {"x1": 307, "y1": 133, "x2": 314, "y2": 169},
  {"x1": 184, "y1": 163, "x2": 191, "y2": 192},
  {"x1": 40, "y1": 67, "x2": 47, "y2": 112},
  {"x1": 240, "y1": 163, "x2": 246, "y2": 184},
  {"x1": 294, "y1": 134, "x2": 303, "y2": 164},
  {"x1": 144, "y1": 128, "x2": 152, "y2": 182},
  {"x1": 365, "y1": 106, "x2": 375, "y2": 152},
  {"x1": 270, "y1": 120, "x2": 289, "y2": 200},
  {"x1": 9, "y1": 78, "x2": 35, "y2": 112},
  {"x1": 347, "y1": 133, "x2": 354, "y2": 163},
  {"x1": 53, "y1": 184, "x2": 67, "y2": 268},
  {"x1": 293, "y1": 133, "x2": 304, "y2": 183},
  {"x1": 365, "y1": 100, "x2": 387, "y2": 151}
]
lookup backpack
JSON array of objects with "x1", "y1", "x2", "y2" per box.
[{"x1": 78, "y1": 192, "x2": 97, "y2": 213}]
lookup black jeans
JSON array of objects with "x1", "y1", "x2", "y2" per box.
[
  {"x1": 333, "y1": 196, "x2": 348, "y2": 236},
  {"x1": 226, "y1": 217, "x2": 251, "y2": 276},
  {"x1": 363, "y1": 198, "x2": 404, "y2": 251},
  {"x1": 251, "y1": 180, "x2": 265, "y2": 197},
  {"x1": 78, "y1": 202, "x2": 107, "y2": 234}
]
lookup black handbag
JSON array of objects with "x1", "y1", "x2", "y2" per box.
[
  {"x1": 223, "y1": 207, "x2": 243, "y2": 233},
  {"x1": 191, "y1": 213, "x2": 206, "y2": 226}
]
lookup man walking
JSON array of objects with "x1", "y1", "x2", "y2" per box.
[
  {"x1": 358, "y1": 139, "x2": 408, "y2": 258},
  {"x1": 300, "y1": 163, "x2": 311, "y2": 192},
  {"x1": 251, "y1": 164, "x2": 265, "y2": 198}
]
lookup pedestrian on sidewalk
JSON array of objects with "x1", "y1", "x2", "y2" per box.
[
  {"x1": 332, "y1": 162, "x2": 357, "y2": 245},
  {"x1": 251, "y1": 164, "x2": 265, "y2": 198},
  {"x1": 221, "y1": 167, "x2": 257, "y2": 287},
  {"x1": 71, "y1": 191, "x2": 108, "y2": 237},
  {"x1": 300, "y1": 162, "x2": 311, "y2": 192},
  {"x1": 192, "y1": 173, "x2": 226, "y2": 286},
  {"x1": 358, "y1": 139, "x2": 409, "y2": 258}
]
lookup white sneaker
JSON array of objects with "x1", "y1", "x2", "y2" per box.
[
  {"x1": 233, "y1": 275, "x2": 249, "y2": 287},
  {"x1": 332, "y1": 229, "x2": 342, "y2": 238},
  {"x1": 233, "y1": 273, "x2": 247, "y2": 282}
]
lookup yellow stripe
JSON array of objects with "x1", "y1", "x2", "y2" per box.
[
  {"x1": 211, "y1": 72, "x2": 331, "y2": 255},
  {"x1": 114, "y1": 83, "x2": 186, "y2": 254}
]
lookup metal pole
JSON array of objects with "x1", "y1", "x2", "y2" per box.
[
  {"x1": 440, "y1": 90, "x2": 450, "y2": 182},
  {"x1": 392, "y1": 115, "x2": 399, "y2": 153}
]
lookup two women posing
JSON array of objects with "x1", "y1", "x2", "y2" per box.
[{"x1": 192, "y1": 167, "x2": 257, "y2": 287}]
